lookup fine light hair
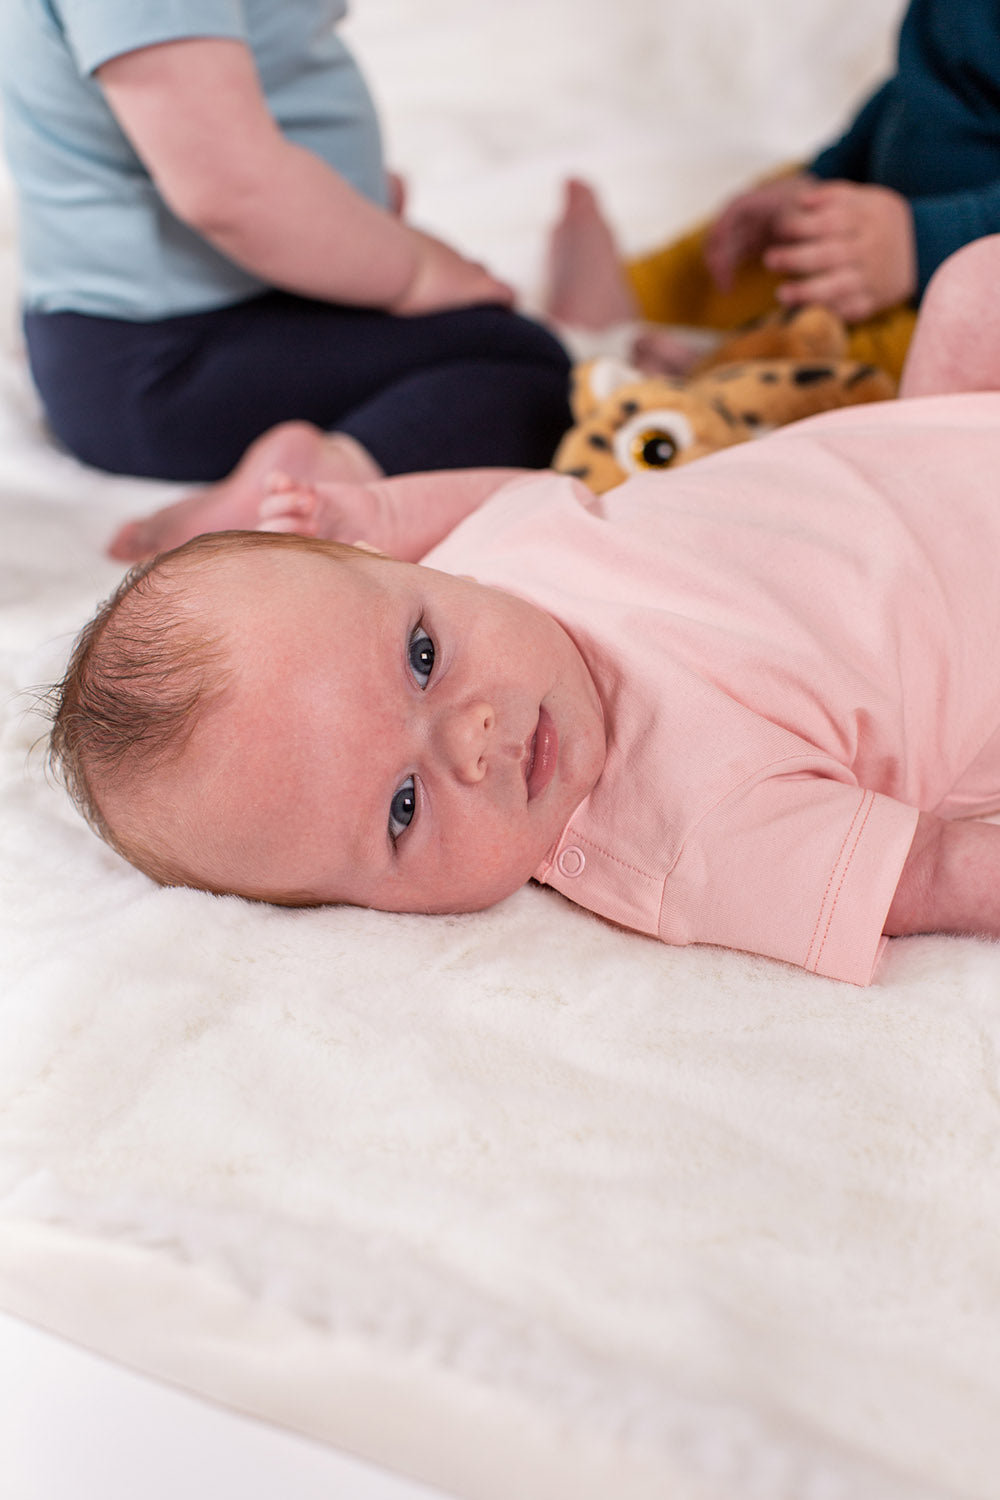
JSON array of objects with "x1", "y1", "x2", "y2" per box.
[{"x1": 47, "y1": 528, "x2": 365, "y2": 893}]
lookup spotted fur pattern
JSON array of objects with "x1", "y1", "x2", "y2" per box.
[{"x1": 553, "y1": 306, "x2": 896, "y2": 494}]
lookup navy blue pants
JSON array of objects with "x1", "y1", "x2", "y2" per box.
[{"x1": 23, "y1": 292, "x2": 572, "y2": 481}]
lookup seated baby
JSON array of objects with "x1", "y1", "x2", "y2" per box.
[{"x1": 47, "y1": 239, "x2": 1000, "y2": 985}]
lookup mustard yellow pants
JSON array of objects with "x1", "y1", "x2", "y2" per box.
[{"x1": 626, "y1": 216, "x2": 916, "y2": 383}]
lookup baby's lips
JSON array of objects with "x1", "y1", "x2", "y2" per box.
[{"x1": 526, "y1": 706, "x2": 559, "y2": 800}]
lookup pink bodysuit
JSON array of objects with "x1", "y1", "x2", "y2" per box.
[{"x1": 426, "y1": 394, "x2": 1000, "y2": 983}]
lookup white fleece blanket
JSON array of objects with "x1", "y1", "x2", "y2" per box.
[{"x1": 3, "y1": 2, "x2": 1000, "y2": 1498}]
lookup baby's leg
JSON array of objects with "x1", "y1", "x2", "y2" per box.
[
  {"x1": 900, "y1": 237, "x2": 1000, "y2": 397},
  {"x1": 107, "y1": 424, "x2": 381, "y2": 561},
  {"x1": 544, "y1": 180, "x2": 729, "y2": 374}
]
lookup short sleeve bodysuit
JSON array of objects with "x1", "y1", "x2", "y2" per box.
[{"x1": 425, "y1": 394, "x2": 1000, "y2": 984}]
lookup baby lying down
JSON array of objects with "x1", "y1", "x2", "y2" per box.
[{"x1": 49, "y1": 239, "x2": 1000, "y2": 985}]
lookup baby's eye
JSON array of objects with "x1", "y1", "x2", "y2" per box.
[
  {"x1": 408, "y1": 625, "x2": 435, "y2": 688},
  {"x1": 389, "y1": 775, "x2": 417, "y2": 842}
]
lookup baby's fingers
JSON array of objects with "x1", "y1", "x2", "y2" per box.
[
  {"x1": 704, "y1": 225, "x2": 743, "y2": 289},
  {"x1": 258, "y1": 486, "x2": 316, "y2": 518},
  {"x1": 262, "y1": 468, "x2": 300, "y2": 497},
  {"x1": 256, "y1": 513, "x2": 313, "y2": 534},
  {"x1": 257, "y1": 485, "x2": 326, "y2": 537},
  {"x1": 764, "y1": 237, "x2": 845, "y2": 278},
  {"x1": 773, "y1": 203, "x2": 847, "y2": 247},
  {"x1": 774, "y1": 266, "x2": 874, "y2": 321}
]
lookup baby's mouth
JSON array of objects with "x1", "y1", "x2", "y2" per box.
[{"x1": 525, "y1": 706, "x2": 558, "y2": 800}]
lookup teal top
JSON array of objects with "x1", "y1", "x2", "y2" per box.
[
  {"x1": 811, "y1": 0, "x2": 1000, "y2": 296},
  {"x1": 0, "y1": 0, "x2": 387, "y2": 318}
]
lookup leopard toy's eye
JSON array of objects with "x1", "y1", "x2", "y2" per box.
[
  {"x1": 633, "y1": 428, "x2": 678, "y2": 468},
  {"x1": 612, "y1": 407, "x2": 694, "y2": 476}
]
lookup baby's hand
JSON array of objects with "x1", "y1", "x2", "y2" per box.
[
  {"x1": 705, "y1": 173, "x2": 816, "y2": 290},
  {"x1": 257, "y1": 472, "x2": 373, "y2": 545},
  {"x1": 763, "y1": 180, "x2": 917, "y2": 321}
]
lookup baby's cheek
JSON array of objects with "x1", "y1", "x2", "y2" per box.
[{"x1": 453, "y1": 823, "x2": 536, "y2": 909}]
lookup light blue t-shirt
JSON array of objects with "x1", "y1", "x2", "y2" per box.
[{"x1": 0, "y1": 0, "x2": 388, "y2": 318}]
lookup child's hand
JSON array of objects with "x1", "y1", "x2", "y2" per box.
[
  {"x1": 762, "y1": 181, "x2": 917, "y2": 321},
  {"x1": 704, "y1": 173, "x2": 816, "y2": 290},
  {"x1": 391, "y1": 228, "x2": 515, "y2": 315}
]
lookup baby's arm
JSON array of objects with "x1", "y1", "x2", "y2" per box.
[
  {"x1": 885, "y1": 813, "x2": 1000, "y2": 941},
  {"x1": 96, "y1": 40, "x2": 513, "y2": 315},
  {"x1": 258, "y1": 468, "x2": 526, "y2": 561}
]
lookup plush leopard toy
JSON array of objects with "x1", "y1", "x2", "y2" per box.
[{"x1": 553, "y1": 305, "x2": 896, "y2": 494}]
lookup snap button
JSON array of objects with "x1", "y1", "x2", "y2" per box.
[{"x1": 557, "y1": 846, "x2": 586, "y2": 878}]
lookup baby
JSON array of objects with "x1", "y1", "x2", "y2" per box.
[{"x1": 49, "y1": 238, "x2": 1000, "y2": 985}]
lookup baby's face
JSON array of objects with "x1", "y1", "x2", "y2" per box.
[{"x1": 141, "y1": 546, "x2": 607, "y2": 912}]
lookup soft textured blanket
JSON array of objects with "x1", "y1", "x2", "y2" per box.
[{"x1": 3, "y1": 3, "x2": 999, "y2": 1498}]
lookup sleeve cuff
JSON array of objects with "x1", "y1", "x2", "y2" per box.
[
  {"x1": 802, "y1": 790, "x2": 920, "y2": 985},
  {"x1": 62, "y1": 0, "x2": 246, "y2": 77}
]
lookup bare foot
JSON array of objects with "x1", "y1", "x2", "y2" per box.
[
  {"x1": 630, "y1": 324, "x2": 724, "y2": 377},
  {"x1": 107, "y1": 423, "x2": 382, "y2": 562},
  {"x1": 543, "y1": 178, "x2": 638, "y2": 330}
]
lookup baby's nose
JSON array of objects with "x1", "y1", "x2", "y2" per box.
[{"x1": 439, "y1": 700, "x2": 495, "y2": 783}]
